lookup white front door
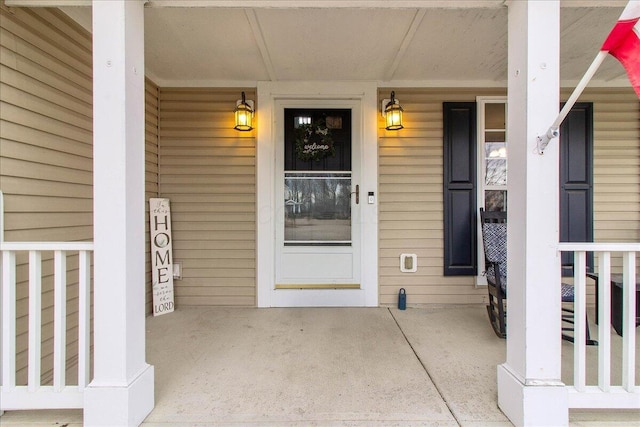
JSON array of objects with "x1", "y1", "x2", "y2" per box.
[
  {"x1": 275, "y1": 101, "x2": 361, "y2": 302},
  {"x1": 256, "y1": 82, "x2": 378, "y2": 307}
]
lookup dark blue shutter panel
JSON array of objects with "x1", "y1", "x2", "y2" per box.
[
  {"x1": 560, "y1": 103, "x2": 594, "y2": 270},
  {"x1": 443, "y1": 102, "x2": 477, "y2": 276}
]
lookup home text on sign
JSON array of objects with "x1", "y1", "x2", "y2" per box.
[{"x1": 150, "y1": 198, "x2": 175, "y2": 316}]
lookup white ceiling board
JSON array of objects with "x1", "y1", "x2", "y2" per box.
[
  {"x1": 12, "y1": 0, "x2": 628, "y2": 7},
  {"x1": 144, "y1": 8, "x2": 271, "y2": 83},
  {"x1": 393, "y1": 8, "x2": 508, "y2": 82},
  {"x1": 146, "y1": 1, "x2": 507, "y2": 9},
  {"x1": 559, "y1": 7, "x2": 627, "y2": 84},
  {"x1": 56, "y1": 3, "x2": 633, "y2": 88},
  {"x1": 255, "y1": 8, "x2": 417, "y2": 81},
  {"x1": 144, "y1": 1, "x2": 627, "y2": 8}
]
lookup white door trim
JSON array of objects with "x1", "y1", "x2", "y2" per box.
[{"x1": 256, "y1": 81, "x2": 379, "y2": 307}]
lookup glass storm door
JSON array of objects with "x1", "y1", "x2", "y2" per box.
[{"x1": 275, "y1": 107, "x2": 361, "y2": 294}]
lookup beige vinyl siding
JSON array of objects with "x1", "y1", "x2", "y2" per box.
[
  {"x1": 378, "y1": 88, "x2": 640, "y2": 307},
  {"x1": 0, "y1": 5, "x2": 161, "y2": 382},
  {"x1": 158, "y1": 88, "x2": 256, "y2": 307},
  {"x1": 579, "y1": 89, "x2": 640, "y2": 271},
  {"x1": 0, "y1": 5, "x2": 92, "y2": 384},
  {"x1": 378, "y1": 88, "x2": 504, "y2": 306},
  {"x1": 146, "y1": 79, "x2": 160, "y2": 314}
]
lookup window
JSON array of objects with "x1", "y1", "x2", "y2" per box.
[
  {"x1": 475, "y1": 97, "x2": 507, "y2": 284},
  {"x1": 478, "y1": 98, "x2": 507, "y2": 213}
]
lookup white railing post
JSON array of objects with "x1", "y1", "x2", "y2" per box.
[
  {"x1": 53, "y1": 250, "x2": 67, "y2": 393},
  {"x1": 78, "y1": 250, "x2": 91, "y2": 389},
  {"x1": 622, "y1": 251, "x2": 636, "y2": 392},
  {"x1": 573, "y1": 250, "x2": 587, "y2": 392},
  {"x1": 597, "y1": 251, "x2": 611, "y2": 392},
  {"x1": 28, "y1": 251, "x2": 42, "y2": 392},
  {"x1": 1, "y1": 251, "x2": 16, "y2": 391}
]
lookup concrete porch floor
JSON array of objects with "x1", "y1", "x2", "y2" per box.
[{"x1": 1, "y1": 305, "x2": 639, "y2": 426}]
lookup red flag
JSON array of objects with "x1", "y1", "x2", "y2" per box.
[{"x1": 602, "y1": 1, "x2": 640, "y2": 97}]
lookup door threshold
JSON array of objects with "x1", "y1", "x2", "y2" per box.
[{"x1": 275, "y1": 283, "x2": 360, "y2": 290}]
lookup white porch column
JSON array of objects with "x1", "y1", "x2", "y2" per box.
[
  {"x1": 498, "y1": 1, "x2": 567, "y2": 426},
  {"x1": 84, "y1": 1, "x2": 154, "y2": 426}
]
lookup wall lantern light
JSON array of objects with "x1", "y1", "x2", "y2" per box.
[
  {"x1": 381, "y1": 91, "x2": 403, "y2": 131},
  {"x1": 234, "y1": 91, "x2": 254, "y2": 131}
]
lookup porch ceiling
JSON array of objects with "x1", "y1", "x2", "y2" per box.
[{"x1": 57, "y1": 1, "x2": 630, "y2": 88}]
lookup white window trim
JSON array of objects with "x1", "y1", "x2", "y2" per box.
[{"x1": 475, "y1": 96, "x2": 507, "y2": 287}]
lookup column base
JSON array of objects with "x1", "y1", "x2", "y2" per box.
[
  {"x1": 497, "y1": 363, "x2": 568, "y2": 427},
  {"x1": 84, "y1": 364, "x2": 154, "y2": 427}
]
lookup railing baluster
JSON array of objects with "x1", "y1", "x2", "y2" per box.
[
  {"x1": 1, "y1": 251, "x2": 16, "y2": 390},
  {"x1": 573, "y1": 250, "x2": 587, "y2": 391},
  {"x1": 78, "y1": 250, "x2": 91, "y2": 388},
  {"x1": 28, "y1": 251, "x2": 42, "y2": 392},
  {"x1": 53, "y1": 250, "x2": 67, "y2": 392},
  {"x1": 597, "y1": 251, "x2": 611, "y2": 392},
  {"x1": 621, "y1": 251, "x2": 636, "y2": 392}
]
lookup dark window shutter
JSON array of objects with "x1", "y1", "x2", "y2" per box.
[
  {"x1": 560, "y1": 102, "x2": 594, "y2": 271},
  {"x1": 443, "y1": 102, "x2": 477, "y2": 276}
]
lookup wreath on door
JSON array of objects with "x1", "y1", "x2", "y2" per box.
[{"x1": 294, "y1": 118, "x2": 335, "y2": 162}]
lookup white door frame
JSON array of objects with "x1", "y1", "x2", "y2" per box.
[{"x1": 256, "y1": 81, "x2": 379, "y2": 307}]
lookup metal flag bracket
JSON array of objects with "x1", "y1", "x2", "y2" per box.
[
  {"x1": 536, "y1": 51, "x2": 608, "y2": 155},
  {"x1": 536, "y1": 127, "x2": 560, "y2": 155}
]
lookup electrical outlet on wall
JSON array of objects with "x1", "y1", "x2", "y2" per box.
[{"x1": 173, "y1": 262, "x2": 183, "y2": 280}]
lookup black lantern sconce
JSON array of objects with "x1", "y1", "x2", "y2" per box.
[
  {"x1": 234, "y1": 92, "x2": 254, "y2": 131},
  {"x1": 381, "y1": 91, "x2": 403, "y2": 131}
]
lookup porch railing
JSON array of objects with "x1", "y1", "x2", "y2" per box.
[
  {"x1": 558, "y1": 243, "x2": 640, "y2": 409},
  {"x1": 1, "y1": 242, "x2": 93, "y2": 410},
  {"x1": 0, "y1": 192, "x2": 94, "y2": 410}
]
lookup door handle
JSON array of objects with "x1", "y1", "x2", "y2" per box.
[{"x1": 352, "y1": 184, "x2": 359, "y2": 204}]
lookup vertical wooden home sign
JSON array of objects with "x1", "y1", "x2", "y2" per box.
[{"x1": 150, "y1": 198, "x2": 175, "y2": 315}]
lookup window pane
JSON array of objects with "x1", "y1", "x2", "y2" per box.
[
  {"x1": 485, "y1": 131, "x2": 505, "y2": 142},
  {"x1": 485, "y1": 103, "x2": 505, "y2": 129},
  {"x1": 284, "y1": 173, "x2": 351, "y2": 244},
  {"x1": 485, "y1": 159, "x2": 507, "y2": 185},
  {"x1": 485, "y1": 142, "x2": 507, "y2": 186},
  {"x1": 485, "y1": 190, "x2": 506, "y2": 212}
]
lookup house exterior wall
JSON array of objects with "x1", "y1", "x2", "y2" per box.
[
  {"x1": 378, "y1": 88, "x2": 503, "y2": 306},
  {"x1": 0, "y1": 4, "x2": 93, "y2": 384},
  {"x1": 0, "y1": 5, "x2": 160, "y2": 379},
  {"x1": 584, "y1": 89, "x2": 640, "y2": 244},
  {"x1": 0, "y1": 9, "x2": 637, "y2": 312},
  {"x1": 155, "y1": 87, "x2": 638, "y2": 307},
  {"x1": 378, "y1": 87, "x2": 639, "y2": 307},
  {"x1": 583, "y1": 88, "x2": 640, "y2": 274},
  {"x1": 157, "y1": 88, "x2": 257, "y2": 306},
  {"x1": 145, "y1": 79, "x2": 160, "y2": 314}
]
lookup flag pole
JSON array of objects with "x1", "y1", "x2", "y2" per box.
[{"x1": 537, "y1": 50, "x2": 609, "y2": 154}]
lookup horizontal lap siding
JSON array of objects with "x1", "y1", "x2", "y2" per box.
[
  {"x1": 378, "y1": 89, "x2": 502, "y2": 306},
  {"x1": 378, "y1": 88, "x2": 639, "y2": 307},
  {"x1": 158, "y1": 88, "x2": 256, "y2": 307},
  {"x1": 0, "y1": 5, "x2": 92, "y2": 385},
  {"x1": 0, "y1": 5, "x2": 160, "y2": 381},
  {"x1": 578, "y1": 89, "x2": 640, "y2": 275},
  {"x1": 146, "y1": 79, "x2": 160, "y2": 314}
]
